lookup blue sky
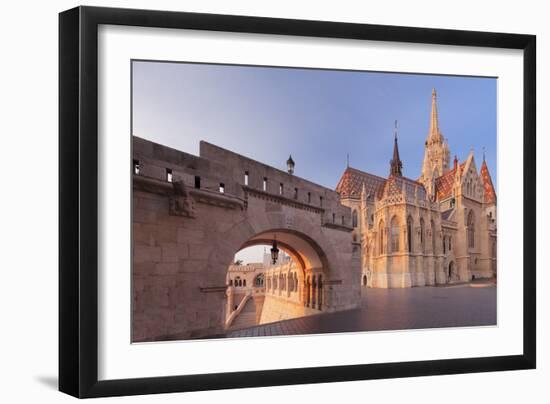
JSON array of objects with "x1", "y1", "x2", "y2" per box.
[{"x1": 132, "y1": 60, "x2": 497, "y2": 263}]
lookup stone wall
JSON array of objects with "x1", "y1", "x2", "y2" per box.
[{"x1": 132, "y1": 136, "x2": 361, "y2": 341}]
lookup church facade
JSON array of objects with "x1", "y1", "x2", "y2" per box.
[{"x1": 336, "y1": 90, "x2": 497, "y2": 288}]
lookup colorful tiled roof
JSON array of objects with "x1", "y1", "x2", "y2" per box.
[
  {"x1": 434, "y1": 162, "x2": 466, "y2": 201},
  {"x1": 377, "y1": 175, "x2": 427, "y2": 200},
  {"x1": 335, "y1": 167, "x2": 386, "y2": 198},
  {"x1": 480, "y1": 160, "x2": 497, "y2": 204}
]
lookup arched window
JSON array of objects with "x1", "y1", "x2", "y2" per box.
[
  {"x1": 407, "y1": 216, "x2": 413, "y2": 253},
  {"x1": 449, "y1": 236, "x2": 452, "y2": 251},
  {"x1": 468, "y1": 211, "x2": 475, "y2": 248},
  {"x1": 352, "y1": 210, "x2": 358, "y2": 228},
  {"x1": 229, "y1": 279, "x2": 233, "y2": 286},
  {"x1": 294, "y1": 273, "x2": 298, "y2": 292},
  {"x1": 443, "y1": 236, "x2": 446, "y2": 254},
  {"x1": 255, "y1": 273, "x2": 264, "y2": 287},
  {"x1": 242, "y1": 279, "x2": 246, "y2": 287},
  {"x1": 390, "y1": 216, "x2": 400, "y2": 253},
  {"x1": 420, "y1": 218, "x2": 425, "y2": 253},
  {"x1": 379, "y1": 220, "x2": 385, "y2": 255},
  {"x1": 235, "y1": 276, "x2": 241, "y2": 287},
  {"x1": 431, "y1": 220, "x2": 436, "y2": 254}
]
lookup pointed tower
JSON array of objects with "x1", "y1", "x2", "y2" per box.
[
  {"x1": 390, "y1": 120, "x2": 403, "y2": 177},
  {"x1": 421, "y1": 89, "x2": 451, "y2": 191}
]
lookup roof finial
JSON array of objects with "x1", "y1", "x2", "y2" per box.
[
  {"x1": 346, "y1": 153, "x2": 349, "y2": 168},
  {"x1": 394, "y1": 119, "x2": 398, "y2": 140},
  {"x1": 483, "y1": 147, "x2": 486, "y2": 162}
]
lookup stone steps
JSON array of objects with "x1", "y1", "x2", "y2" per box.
[{"x1": 229, "y1": 299, "x2": 257, "y2": 330}]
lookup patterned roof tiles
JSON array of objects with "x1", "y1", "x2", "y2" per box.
[
  {"x1": 434, "y1": 162, "x2": 466, "y2": 201},
  {"x1": 480, "y1": 160, "x2": 497, "y2": 204},
  {"x1": 377, "y1": 176, "x2": 427, "y2": 200},
  {"x1": 335, "y1": 167, "x2": 386, "y2": 198}
]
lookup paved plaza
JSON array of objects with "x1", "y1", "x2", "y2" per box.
[{"x1": 222, "y1": 282, "x2": 496, "y2": 339}]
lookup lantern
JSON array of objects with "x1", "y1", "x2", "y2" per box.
[
  {"x1": 270, "y1": 237, "x2": 279, "y2": 265},
  {"x1": 286, "y1": 155, "x2": 295, "y2": 175}
]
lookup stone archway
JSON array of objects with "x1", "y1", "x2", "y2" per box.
[{"x1": 132, "y1": 136, "x2": 361, "y2": 342}]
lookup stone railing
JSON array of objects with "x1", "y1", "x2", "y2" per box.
[{"x1": 225, "y1": 290, "x2": 252, "y2": 329}]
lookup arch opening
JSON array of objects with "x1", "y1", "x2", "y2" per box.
[{"x1": 224, "y1": 229, "x2": 329, "y2": 331}]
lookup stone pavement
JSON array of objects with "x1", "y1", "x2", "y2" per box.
[{"x1": 221, "y1": 282, "x2": 496, "y2": 339}]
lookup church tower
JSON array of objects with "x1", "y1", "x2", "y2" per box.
[{"x1": 420, "y1": 89, "x2": 450, "y2": 193}]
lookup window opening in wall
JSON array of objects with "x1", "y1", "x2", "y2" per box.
[
  {"x1": 263, "y1": 177, "x2": 268, "y2": 192},
  {"x1": 194, "y1": 176, "x2": 201, "y2": 189},
  {"x1": 219, "y1": 183, "x2": 225, "y2": 193},
  {"x1": 166, "y1": 168, "x2": 173, "y2": 183},
  {"x1": 133, "y1": 159, "x2": 140, "y2": 175},
  {"x1": 244, "y1": 171, "x2": 249, "y2": 186},
  {"x1": 294, "y1": 187, "x2": 298, "y2": 200},
  {"x1": 279, "y1": 183, "x2": 284, "y2": 195},
  {"x1": 307, "y1": 192, "x2": 311, "y2": 203}
]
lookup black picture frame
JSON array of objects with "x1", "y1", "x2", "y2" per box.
[{"x1": 59, "y1": 5, "x2": 536, "y2": 398}]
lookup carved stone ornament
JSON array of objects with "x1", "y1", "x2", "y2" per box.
[{"x1": 169, "y1": 180, "x2": 196, "y2": 217}]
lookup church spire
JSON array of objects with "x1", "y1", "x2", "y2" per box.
[
  {"x1": 390, "y1": 120, "x2": 403, "y2": 177},
  {"x1": 428, "y1": 88, "x2": 442, "y2": 143}
]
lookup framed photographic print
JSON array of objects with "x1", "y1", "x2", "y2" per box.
[{"x1": 59, "y1": 6, "x2": 536, "y2": 398}]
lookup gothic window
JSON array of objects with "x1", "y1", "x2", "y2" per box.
[
  {"x1": 244, "y1": 171, "x2": 249, "y2": 186},
  {"x1": 420, "y1": 218, "x2": 425, "y2": 253},
  {"x1": 243, "y1": 279, "x2": 246, "y2": 287},
  {"x1": 449, "y1": 236, "x2": 452, "y2": 251},
  {"x1": 263, "y1": 177, "x2": 268, "y2": 192},
  {"x1": 468, "y1": 211, "x2": 475, "y2": 248},
  {"x1": 166, "y1": 168, "x2": 173, "y2": 182},
  {"x1": 390, "y1": 216, "x2": 400, "y2": 253},
  {"x1": 235, "y1": 276, "x2": 241, "y2": 287},
  {"x1": 352, "y1": 210, "x2": 358, "y2": 228},
  {"x1": 443, "y1": 236, "x2": 446, "y2": 254},
  {"x1": 229, "y1": 279, "x2": 233, "y2": 286},
  {"x1": 407, "y1": 216, "x2": 413, "y2": 253},
  {"x1": 379, "y1": 220, "x2": 385, "y2": 255}
]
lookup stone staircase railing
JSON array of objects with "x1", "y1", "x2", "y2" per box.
[{"x1": 225, "y1": 291, "x2": 252, "y2": 329}]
